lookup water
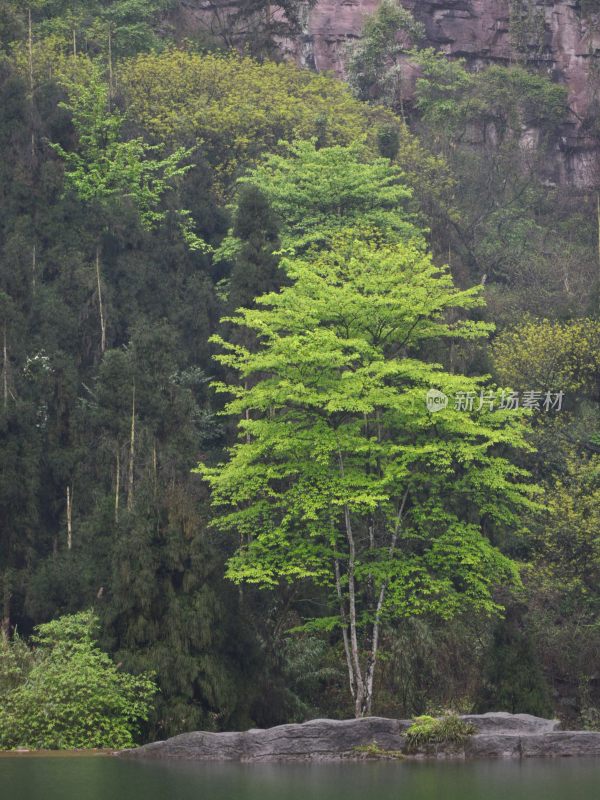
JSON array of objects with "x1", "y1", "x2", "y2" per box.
[{"x1": 1, "y1": 755, "x2": 600, "y2": 800}]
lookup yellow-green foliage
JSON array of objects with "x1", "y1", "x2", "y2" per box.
[
  {"x1": 118, "y1": 50, "x2": 395, "y2": 185},
  {"x1": 492, "y1": 318, "x2": 600, "y2": 395},
  {"x1": 404, "y1": 714, "x2": 476, "y2": 752},
  {"x1": 11, "y1": 38, "x2": 99, "y2": 89},
  {"x1": 532, "y1": 455, "x2": 600, "y2": 584}
]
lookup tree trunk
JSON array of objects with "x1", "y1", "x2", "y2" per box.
[
  {"x1": 344, "y1": 508, "x2": 365, "y2": 718},
  {"x1": 362, "y1": 489, "x2": 410, "y2": 716},
  {"x1": 337, "y1": 450, "x2": 367, "y2": 717},
  {"x1": 127, "y1": 382, "x2": 135, "y2": 510},
  {"x1": 96, "y1": 244, "x2": 106, "y2": 353},
  {"x1": 334, "y1": 558, "x2": 356, "y2": 699},
  {"x1": 31, "y1": 243, "x2": 36, "y2": 295},
  {"x1": 114, "y1": 446, "x2": 120, "y2": 523},
  {"x1": 107, "y1": 26, "x2": 113, "y2": 108},
  {"x1": 2, "y1": 322, "x2": 7, "y2": 412},
  {"x1": 1, "y1": 577, "x2": 10, "y2": 640},
  {"x1": 339, "y1": 483, "x2": 409, "y2": 717},
  {"x1": 66, "y1": 485, "x2": 73, "y2": 549},
  {"x1": 152, "y1": 439, "x2": 158, "y2": 498},
  {"x1": 28, "y1": 8, "x2": 36, "y2": 163},
  {"x1": 28, "y1": 8, "x2": 33, "y2": 92}
]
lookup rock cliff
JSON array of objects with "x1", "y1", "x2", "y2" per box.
[
  {"x1": 120, "y1": 712, "x2": 600, "y2": 761},
  {"x1": 303, "y1": 0, "x2": 600, "y2": 186},
  {"x1": 175, "y1": 1, "x2": 600, "y2": 186}
]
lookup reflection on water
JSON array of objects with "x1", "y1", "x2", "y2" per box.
[{"x1": 1, "y1": 755, "x2": 599, "y2": 800}]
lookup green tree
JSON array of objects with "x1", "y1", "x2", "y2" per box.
[
  {"x1": 410, "y1": 50, "x2": 570, "y2": 288},
  {"x1": 346, "y1": 0, "x2": 424, "y2": 112},
  {"x1": 118, "y1": 51, "x2": 396, "y2": 188},
  {"x1": 414, "y1": 52, "x2": 567, "y2": 141},
  {"x1": 4, "y1": 0, "x2": 172, "y2": 59},
  {"x1": 524, "y1": 454, "x2": 600, "y2": 724},
  {"x1": 198, "y1": 231, "x2": 537, "y2": 717},
  {"x1": 52, "y1": 63, "x2": 191, "y2": 228},
  {"x1": 233, "y1": 140, "x2": 419, "y2": 253},
  {"x1": 50, "y1": 61, "x2": 199, "y2": 354},
  {"x1": 0, "y1": 610, "x2": 156, "y2": 749},
  {"x1": 492, "y1": 318, "x2": 600, "y2": 397}
]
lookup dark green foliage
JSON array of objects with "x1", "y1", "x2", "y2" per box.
[
  {"x1": 377, "y1": 123, "x2": 400, "y2": 159},
  {"x1": 227, "y1": 185, "x2": 282, "y2": 313},
  {"x1": 477, "y1": 606, "x2": 552, "y2": 718},
  {"x1": 8, "y1": 1, "x2": 174, "y2": 57}
]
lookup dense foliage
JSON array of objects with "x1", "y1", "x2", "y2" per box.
[
  {"x1": 0, "y1": 0, "x2": 599, "y2": 745},
  {"x1": 0, "y1": 611, "x2": 156, "y2": 749}
]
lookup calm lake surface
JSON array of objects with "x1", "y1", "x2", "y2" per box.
[{"x1": 1, "y1": 756, "x2": 600, "y2": 800}]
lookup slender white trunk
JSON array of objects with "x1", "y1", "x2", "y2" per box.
[
  {"x1": 337, "y1": 450, "x2": 366, "y2": 716},
  {"x1": 334, "y1": 558, "x2": 356, "y2": 699},
  {"x1": 244, "y1": 380, "x2": 251, "y2": 443},
  {"x1": 2, "y1": 323, "x2": 8, "y2": 412},
  {"x1": 127, "y1": 382, "x2": 135, "y2": 510},
  {"x1": 1, "y1": 585, "x2": 10, "y2": 640},
  {"x1": 66, "y1": 485, "x2": 73, "y2": 550},
  {"x1": 152, "y1": 439, "x2": 158, "y2": 498},
  {"x1": 96, "y1": 245, "x2": 106, "y2": 353},
  {"x1": 363, "y1": 489, "x2": 409, "y2": 715},
  {"x1": 114, "y1": 446, "x2": 120, "y2": 523},
  {"x1": 107, "y1": 26, "x2": 113, "y2": 106},
  {"x1": 28, "y1": 9, "x2": 33, "y2": 90},
  {"x1": 31, "y1": 243, "x2": 36, "y2": 294},
  {"x1": 28, "y1": 8, "x2": 35, "y2": 162}
]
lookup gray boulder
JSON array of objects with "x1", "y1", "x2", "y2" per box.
[
  {"x1": 521, "y1": 732, "x2": 600, "y2": 758},
  {"x1": 461, "y1": 712, "x2": 560, "y2": 735},
  {"x1": 122, "y1": 717, "x2": 410, "y2": 761},
  {"x1": 120, "y1": 713, "x2": 600, "y2": 762},
  {"x1": 465, "y1": 734, "x2": 522, "y2": 759}
]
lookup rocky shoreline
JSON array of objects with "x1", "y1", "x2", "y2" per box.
[{"x1": 120, "y1": 713, "x2": 600, "y2": 761}]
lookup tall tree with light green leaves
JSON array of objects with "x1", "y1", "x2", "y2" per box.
[
  {"x1": 198, "y1": 229, "x2": 538, "y2": 717},
  {"x1": 238, "y1": 140, "x2": 419, "y2": 252}
]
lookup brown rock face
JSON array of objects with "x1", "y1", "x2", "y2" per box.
[
  {"x1": 173, "y1": 1, "x2": 600, "y2": 185},
  {"x1": 303, "y1": 0, "x2": 600, "y2": 186}
]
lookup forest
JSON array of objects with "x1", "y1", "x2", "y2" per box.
[{"x1": 0, "y1": 0, "x2": 600, "y2": 749}]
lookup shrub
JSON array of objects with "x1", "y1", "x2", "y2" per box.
[
  {"x1": 0, "y1": 611, "x2": 157, "y2": 750},
  {"x1": 404, "y1": 714, "x2": 476, "y2": 752}
]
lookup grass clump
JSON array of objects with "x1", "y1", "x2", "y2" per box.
[
  {"x1": 404, "y1": 714, "x2": 476, "y2": 753},
  {"x1": 353, "y1": 740, "x2": 404, "y2": 759}
]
